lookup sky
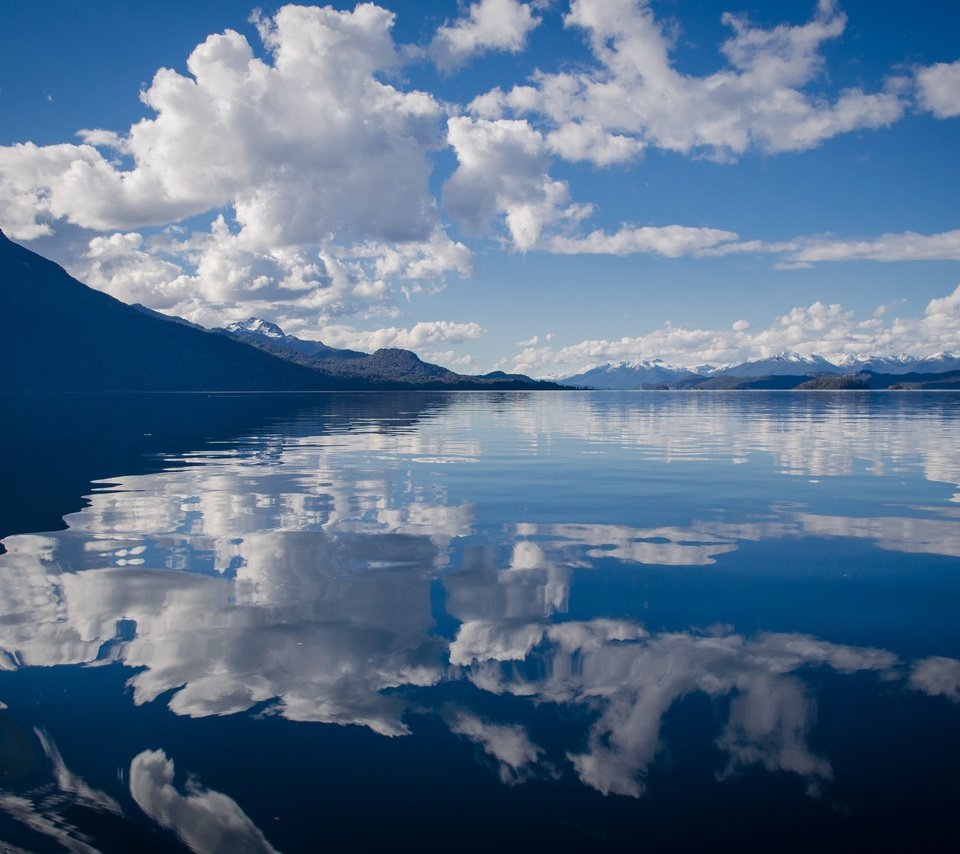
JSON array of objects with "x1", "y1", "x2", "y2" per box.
[{"x1": 1, "y1": 0, "x2": 959, "y2": 377}]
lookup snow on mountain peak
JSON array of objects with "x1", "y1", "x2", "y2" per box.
[{"x1": 227, "y1": 317, "x2": 285, "y2": 339}]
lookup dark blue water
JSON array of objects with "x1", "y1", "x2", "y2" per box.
[{"x1": 1, "y1": 391, "x2": 959, "y2": 852}]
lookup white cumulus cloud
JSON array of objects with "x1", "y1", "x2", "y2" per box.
[
  {"x1": 0, "y1": 4, "x2": 469, "y2": 330},
  {"x1": 318, "y1": 320, "x2": 486, "y2": 352},
  {"x1": 443, "y1": 116, "x2": 592, "y2": 250},
  {"x1": 429, "y1": 0, "x2": 542, "y2": 70},
  {"x1": 915, "y1": 60, "x2": 960, "y2": 118},
  {"x1": 469, "y1": 0, "x2": 905, "y2": 165}
]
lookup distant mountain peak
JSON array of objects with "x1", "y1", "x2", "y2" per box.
[
  {"x1": 766, "y1": 351, "x2": 826, "y2": 363},
  {"x1": 721, "y1": 352, "x2": 837, "y2": 377},
  {"x1": 227, "y1": 317, "x2": 285, "y2": 339},
  {"x1": 561, "y1": 348, "x2": 960, "y2": 389},
  {"x1": 560, "y1": 360, "x2": 697, "y2": 389}
]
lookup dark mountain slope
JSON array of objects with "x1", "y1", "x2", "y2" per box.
[{"x1": 0, "y1": 231, "x2": 367, "y2": 392}]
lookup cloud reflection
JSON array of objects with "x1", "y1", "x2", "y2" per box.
[
  {"x1": 507, "y1": 393, "x2": 960, "y2": 497},
  {"x1": 130, "y1": 749, "x2": 278, "y2": 854},
  {"x1": 1, "y1": 392, "x2": 959, "y2": 804},
  {"x1": 702, "y1": 504, "x2": 960, "y2": 559},
  {"x1": 909, "y1": 657, "x2": 960, "y2": 702},
  {"x1": 445, "y1": 709, "x2": 546, "y2": 785},
  {"x1": 0, "y1": 531, "x2": 443, "y2": 735},
  {"x1": 450, "y1": 618, "x2": 895, "y2": 797},
  {"x1": 0, "y1": 729, "x2": 120, "y2": 854}
]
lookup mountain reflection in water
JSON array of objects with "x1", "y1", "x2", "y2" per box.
[{"x1": 1, "y1": 391, "x2": 959, "y2": 851}]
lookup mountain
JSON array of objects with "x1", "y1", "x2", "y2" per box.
[
  {"x1": 0, "y1": 230, "x2": 364, "y2": 392},
  {"x1": 225, "y1": 318, "x2": 367, "y2": 361},
  {"x1": 568, "y1": 350, "x2": 960, "y2": 389},
  {"x1": 834, "y1": 353, "x2": 916, "y2": 373},
  {"x1": 561, "y1": 360, "x2": 696, "y2": 389},
  {"x1": 672, "y1": 370, "x2": 960, "y2": 390},
  {"x1": 720, "y1": 352, "x2": 839, "y2": 377},
  {"x1": 0, "y1": 233, "x2": 558, "y2": 392},
  {"x1": 217, "y1": 318, "x2": 560, "y2": 389},
  {"x1": 834, "y1": 352, "x2": 960, "y2": 374}
]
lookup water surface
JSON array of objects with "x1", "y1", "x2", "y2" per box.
[{"x1": 1, "y1": 391, "x2": 958, "y2": 851}]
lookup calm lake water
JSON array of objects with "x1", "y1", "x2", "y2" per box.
[{"x1": 1, "y1": 391, "x2": 959, "y2": 852}]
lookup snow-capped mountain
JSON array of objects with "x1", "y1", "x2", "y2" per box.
[
  {"x1": 561, "y1": 350, "x2": 960, "y2": 388},
  {"x1": 561, "y1": 359, "x2": 696, "y2": 389},
  {"x1": 227, "y1": 317, "x2": 286, "y2": 339},
  {"x1": 834, "y1": 352, "x2": 960, "y2": 374},
  {"x1": 719, "y1": 352, "x2": 839, "y2": 377},
  {"x1": 224, "y1": 317, "x2": 366, "y2": 361},
  {"x1": 912, "y1": 352, "x2": 960, "y2": 373}
]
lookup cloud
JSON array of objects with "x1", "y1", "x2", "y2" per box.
[
  {"x1": 694, "y1": 225, "x2": 960, "y2": 268},
  {"x1": 544, "y1": 121, "x2": 646, "y2": 165},
  {"x1": 443, "y1": 116, "x2": 592, "y2": 251},
  {"x1": 11, "y1": 5, "x2": 431, "y2": 238},
  {"x1": 511, "y1": 286, "x2": 960, "y2": 377},
  {"x1": 130, "y1": 749, "x2": 278, "y2": 854},
  {"x1": 546, "y1": 224, "x2": 739, "y2": 257},
  {"x1": 0, "y1": 4, "x2": 469, "y2": 327},
  {"x1": 318, "y1": 320, "x2": 486, "y2": 352},
  {"x1": 915, "y1": 60, "x2": 960, "y2": 118},
  {"x1": 785, "y1": 228, "x2": 960, "y2": 263},
  {"x1": 469, "y1": 0, "x2": 904, "y2": 165},
  {"x1": 446, "y1": 1, "x2": 928, "y2": 258},
  {"x1": 424, "y1": 349, "x2": 477, "y2": 370},
  {"x1": 513, "y1": 325, "x2": 748, "y2": 376},
  {"x1": 71, "y1": 218, "x2": 467, "y2": 327},
  {"x1": 429, "y1": 0, "x2": 541, "y2": 71},
  {"x1": 66, "y1": 202, "x2": 472, "y2": 332},
  {"x1": 0, "y1": 0, "x2": 944, "y2": 343}
]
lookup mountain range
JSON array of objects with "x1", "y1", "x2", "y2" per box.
[
  {"x1": 562, "y1": 351, "x2": 960, "y2": 389},
  {"x1": 4, "y1": 228, "x2": 959, "y2": 393},
  {"x1": 218, "y1": 318, "x2": 543, "y2": 387},
  {"x1": 0, "y1": 230, "x2": 556, "y2": 392}
]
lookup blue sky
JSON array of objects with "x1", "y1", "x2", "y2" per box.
[{"x1": 2, "y1": 0, "x2": 959, "y2": 376}]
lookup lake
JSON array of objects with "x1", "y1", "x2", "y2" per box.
[{"x1": 1, "y1": 391, "x2": 959, "y2": 852}]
